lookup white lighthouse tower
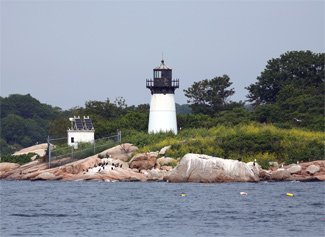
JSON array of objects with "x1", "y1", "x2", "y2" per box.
[{"x1": 146, "y1": 59, "x2": 179, "y2": 134}]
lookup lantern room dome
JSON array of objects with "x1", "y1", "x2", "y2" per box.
[{"x1": 154, "y1": 60, "x2": 172, "y2": 70}]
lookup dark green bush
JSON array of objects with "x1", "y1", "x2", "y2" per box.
[{"x1": 1, "y1": 152, "x2": 37, "y2": 165}]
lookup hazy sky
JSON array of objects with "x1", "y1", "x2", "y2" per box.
[{"x1": 1, "y1": 0, "x2": 324, "y2": 110}]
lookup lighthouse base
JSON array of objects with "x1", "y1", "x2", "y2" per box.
[{"x1": 148, "y1": 94, "x2": 178, "y2": 135}]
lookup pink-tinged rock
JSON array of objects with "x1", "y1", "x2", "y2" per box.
[
  {"x1": 13, "y1": 143, "x2": 49, "y2": 157},
  {"x1": 315, "y1": 175, "x2": 325, "y2": 181},
  {"x1": 168, "y1": 154, "x2": 259, "y2": 183},
  {"x1": 0, "y1": 162, "x2": 20, "y2": 172},
  {"x1": 98, "y1": 143, "x2": 139, "y2": 162},
  {"x1": 129, "y1": 153, "x2": 158, "y2": 170},
  {"x1": 306, "y1": 165, "x2": 320, "y2": 175},
  {"x1": 32, "y1": 172, "x2": 63, "y2": 180},
  {"x1": 59, "y1": 156, "x2": 101, "y2": 175},
  {"x1": 270, "y1": 169, "x2": 291, "y2": 180}
]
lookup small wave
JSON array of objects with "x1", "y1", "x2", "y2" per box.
[
  {"x1": 11, "y1": 213, "x2": 78, "y2": 218},
  {"x1": 310, "y1": 202, "x2": 324, "y2": 207}
]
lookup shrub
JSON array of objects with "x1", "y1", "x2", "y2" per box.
[{"x1": 1, "y1": 152, "x2": 36, "y2": 165}]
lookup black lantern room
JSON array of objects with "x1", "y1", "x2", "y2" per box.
[{"x1": 146, "y1": 60, "x2": 179, "y2": 95}]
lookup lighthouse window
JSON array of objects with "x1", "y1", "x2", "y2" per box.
[
  {"x1": 155, "y1": 71, "x2": 162, "y2": 78},
  {"x1": 71, "y1": 137, "x2": 74, "y2": 143}
]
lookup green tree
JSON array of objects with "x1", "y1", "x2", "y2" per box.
[
  {"x1": 49, "y1": 118, "x2": 70, "y2": 138},
  {"x1": 246, "y1": 50, "x2": 324, "y2": 105},
  {"x1": 184, "y1": 75, "x2": 235, "y2": 115},
  {"x1": 136, "y1": 104, "x2": 150, "y2": 113},
  {"x1": 176, "y1": 103, "x2": 192, "y2": 115},
  {"x1": 84, "y1": 97, "x2": 129, "y2": 119},
  {"x1": 1, "y1": 114, "x2": 26, "y2": 144}
]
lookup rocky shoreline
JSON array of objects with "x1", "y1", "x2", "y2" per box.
[{"x1": 1, "y1": 143, "x2": 324, "y2": 183}]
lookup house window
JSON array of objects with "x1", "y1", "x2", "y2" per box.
[{"x1": 71, "y1": 137, "x2": 74, "y2": 143}]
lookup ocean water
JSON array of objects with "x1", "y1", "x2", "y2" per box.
[{"x1": 0, "y1": 180, "x2": 324, "y2": 237}]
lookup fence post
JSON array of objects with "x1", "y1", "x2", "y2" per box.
[
  {"x1": 118, "y1": 130, "x2": 122, "y2": 143},
  {"x1": 48, "y1": 135, "x2": 51, "y2": 169}
]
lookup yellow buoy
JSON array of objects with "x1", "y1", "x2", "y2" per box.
[
  {"x1": 287, "y1": 193, "x2": 294, "y2": 197},
  {"x1": 181, "y1": 194, "x2": 186, "y2": 196}
]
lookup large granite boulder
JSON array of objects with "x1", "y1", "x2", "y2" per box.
[
  {"x1": 98, "y1": 143, "x2": 138, "y2": 161},
  {"x1": 270, "y1": 169, "x2": 291, "y2": 180},
  {"x1": 32, "y1": 172, "x2": 63, "y2": 180},
  {"x1": 306, "y1": 165, "x2": 320, "y2": 175},
  {"x1": 129, "y1": 153, "x2": 158, "y2": 170},
  {"x1": 167, "y1": 154, "x2": 260, "y2": 183},
  {"x1": 288, "y1": 165, "x2": 302, "y2": 174}
]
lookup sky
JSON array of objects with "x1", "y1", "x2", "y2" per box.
[{"x1": 1, "y1": 0, "x2": 324, "y2": 110}]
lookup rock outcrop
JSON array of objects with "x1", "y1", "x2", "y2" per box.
[
  {"x1": 168, "y1": 154, "x2": 260, "y2": 183},
  {"x1": 0, "y1": 162, "x2": 20, "y2": 172},
  {"x1": 32, "y1": 172, "x2": 63, "y2": 181},
  {"x1": 13, "y1": 143, "x2": 50, "y2": 159},
  {"x1": 270, "y1": 169, "x2": 291, "y2": 180},
  {"x1": 129, "y1": 152, "x2": 158, "y2": 170},
  {"x1": 306, "y1": 165, "x2": 320, "y2": 175},
  {"x1": 287, "y1": 165, "x2": 302, "y2": 174},
  {"x1": 159, "y1": 146, "x2": 171, "y2": 155},
  {"x1": 157, "y1": 157, "x2": 176, "y2": 166},
  {"x1": 0, "y1": 162, "x2": 21, "y2": 178},
  {"x1": 98, "y1": 143, "x2": 138, "y2": 161},
  {"x1": 1, "y1": 143, "x2": 324, "y2": 183}
]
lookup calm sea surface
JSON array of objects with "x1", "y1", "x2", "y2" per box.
[{"x1": 0, "y1": 180, "x2": 324, "y2": 237}]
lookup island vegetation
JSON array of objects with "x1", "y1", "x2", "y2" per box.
[{"x1": 1, "y1": 50, "x2": 324, "y2": 168}]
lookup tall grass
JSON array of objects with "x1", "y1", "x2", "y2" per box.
[{"x1": 124, "y1": 122, "x2": 324, "y2": 168}]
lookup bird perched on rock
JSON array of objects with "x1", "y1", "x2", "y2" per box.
[{"x1": 253, "y1": 159, "x2": 256, "y2": 166}]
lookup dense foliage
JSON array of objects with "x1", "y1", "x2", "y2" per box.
[
  {"x1": 1, "y1": 153, "x2": 38, "y2": 165},
  {"x1": 246, "y1": 50, "x2": 324, "y2": 105},
  {"x1": 0, "y1": 94, "x2": 72, "y2": 154},
  {"x1": 245, "y1": 51, "x2": 325, "y2": 131},
  {"x1": 184, "y1": 74, "x2": 244, "y2": 115},
  {"x1": 131, "y1": 123, "x2": 324, "y2": 168}
]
